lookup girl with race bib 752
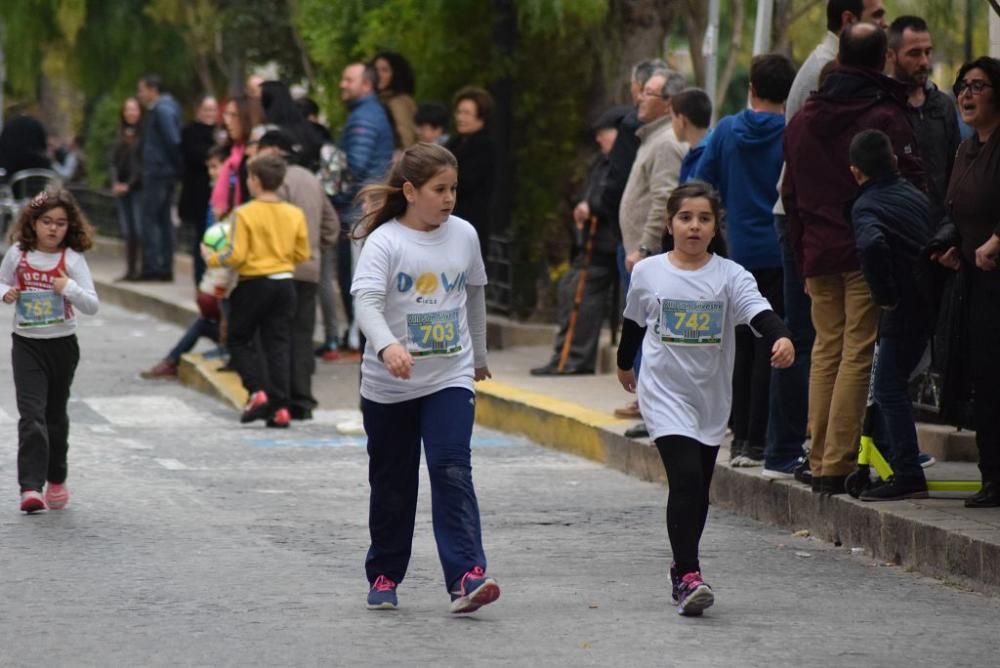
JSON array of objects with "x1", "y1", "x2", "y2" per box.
[
  {"x1": 0, "y1": 190, "x2": 99, "y2": 513},
  {"x1": 351, "y1": 142, "x2": 500, "y2": 614}
]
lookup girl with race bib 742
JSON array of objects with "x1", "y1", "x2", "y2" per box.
[{"x1": 351, "y1": 142, "x2": 500, "y2": 614}]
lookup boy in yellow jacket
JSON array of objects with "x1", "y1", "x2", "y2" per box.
[{"x1": 203, "y1": 153, "x2": 310, "y2": 427}]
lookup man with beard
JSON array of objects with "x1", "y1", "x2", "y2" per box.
[{"x1": 886, "y1": 15, "x2": 960, "y2": 230}]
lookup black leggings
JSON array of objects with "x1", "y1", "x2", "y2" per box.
[{"x1": 655, "y1": 435, "x2": 719, "y2": 576}]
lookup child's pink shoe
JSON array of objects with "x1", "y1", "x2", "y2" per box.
[
  {"x1": 20, "y1": 490, "x2": 47, "y2": 513},
  {"x1": 45, "y1": 483, "x2": 69, "y2": 510}
]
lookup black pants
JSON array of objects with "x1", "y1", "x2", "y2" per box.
[
  {"x1": 546, "y1": 256, "x2": 617, "y2": 373},
  {"x1": 290, "y1": 280, "x2": 318, "y2": 414},
  {"x1": 228, "y1": 277, "x2": 296, "y2": 409},
  {"x1": 12, "y1": 333, "x2": 79, "y2": 492},
  {"x1": 969, "y1": 274, "x2": 1000, "y2": 482},
  {"x1": 655, "y1": 435, "x2": 719, "y2": 576},
  {"x1": 732, "y1": 267, "x2": 784, "y2": 446}
]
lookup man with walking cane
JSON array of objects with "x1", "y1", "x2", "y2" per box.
[{"x1": 532, "y1": 106, "x2": 629, "y2": 376}]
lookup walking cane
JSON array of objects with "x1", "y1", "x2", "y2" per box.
[{"x1": 558, "y1": 214, "x2": 600, "y2": 372}]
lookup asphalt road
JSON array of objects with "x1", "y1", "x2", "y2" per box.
[{"x1": 0, "y1": 303, "x2": 996, "y2": 667}]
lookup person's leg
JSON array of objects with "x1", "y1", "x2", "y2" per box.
[
  {"x1": 13, "y1": 336, "x2": 51, "y2": 493},
  {"x1": 317, "y1": 245, "x2": 340, "y2": 348},
  {"x1": 140, "y1": 179, "x2": 163, "y2": 277},
  {"x1": 746, "y1": 267, "x2": 784, "y2": 459},
  {"x1": 188, "y1": 215, "x2": 208, "y2": 287},
  {"x1": 337, "y1": 222, "x2": 354, "y2": 328},
  {"x1": 695, "y1": 444, "x2": 720, "y2": 544},
  {"x1": 259, "y1": 280, "x2": 296, "y2": 410},
  {"x1": 765, "y1": 216, "x2": 813, "y2": 471},
  {"x1": 363, "y1": 395, "x2": 422, "y2": 585},
  {"x1": 165, "y1": 317, "x2": 217, "y2": 364},
  {"x1": 567, "y1": 261, "x2": 615, "y2": 372},
  {"x1": 158, "y1": 181, "x2": 177, "y2": 278},
  {"x1": 289, "y1": 280, "x2": 318, "y2": 416},
  {"x1": 655, "y1": 435, "x2": 711, "y2": 576},
  {"x1": 730, "y1": 325, "x2": 754, "y2": 444},
  {"x1": 968, "y1": 277, "x2": 1000, "y2": 484},
  {"x1": 43, "y1": 336, "x2": 79, "y2": 486},
  {"x1": 420, "y1": 387, "x2": 486, "y2": 592},
  {"x1": 226, "y1": 280, "x2": 269, "y2": 395},
  {"x1": 804, "y1": 274, "x2": 846, "y2": 479},
  {"x1": 822, "y1": 270, "x2": 879, "y2": 478},
  {"x1": 871, "y1": 332, "x2": 927, "y2": 484}
]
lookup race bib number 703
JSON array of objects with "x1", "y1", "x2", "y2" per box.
[
  {"x1": 406, "y1": 308, "x2": 463, "y2": 357},
  {"x1": 659, "y1": 299, "x2": 724, "y2": 345}
]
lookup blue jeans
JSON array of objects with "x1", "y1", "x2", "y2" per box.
[
  {"x1": 115, "y1": 190, "x2": 142, "y2": 241},
  {"x1": 764, "y1": 215, "x2": 815, "y2": 470},
  {"x1": 872, "y1": 331, "x2": 927, "y2": 481},
  {"x1": 141, "y1": 177, "x2": 176, "y2": 276},
  {"x1": 617, "y1": 244, "x2": 641, "y2": 377},
  {"x1": 166, "y1": 317, "x2": 219, "y2": 364},
  {"x1": 362, "y1": 387, "x2": 486, "y2": 592}
]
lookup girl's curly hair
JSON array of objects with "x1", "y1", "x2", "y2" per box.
[{"x1": 13, "y1": 189, "x2": 94, "y2": 253}]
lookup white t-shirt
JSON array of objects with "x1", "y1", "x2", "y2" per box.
[
  {"x1": 351, "y1": 216, "x2": 487, "y2": 403},
  {"x1": 623, "y1": 253, "x2": 771, "y2": 445}
]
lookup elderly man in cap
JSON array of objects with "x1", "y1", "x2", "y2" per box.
[{"x1": 531, "y1": 105, "x2": 630, "y2": 376}]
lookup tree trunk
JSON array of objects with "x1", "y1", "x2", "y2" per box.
[
  {"x1": 714, "y1": 0, "x2": 745, "y2": 114},
  {"x1": 599, "y1": 0, "x2": 680, "y2": 105},
  {"x1": 682, "y1": 0, "x2": 708, "y2": 87}
]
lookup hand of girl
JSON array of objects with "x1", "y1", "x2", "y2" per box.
[
  {"x1": 3, "y1": 288, "x2": 19, "y2": 304},
  {"x1": 617, "y1": 367, "x2": 637, "y2": 393},
  {"x1": 380, "y1": 343, "x2": 414, "y2": 380},
  {"x1": 770, "y1": 337, "x2": 795, "y2": 369},
  {"x1": 52, "y1": 269, "x2": 70, "y2": 295},
  {"x1": 474, "y1": 367, "x2": 492, "y2": 382}
]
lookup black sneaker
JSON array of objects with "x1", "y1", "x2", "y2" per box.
[
  {"x1": 624, "y1": 421, "x2": 649, "y2": 439},
  {"x1": 860, "y1": 476, "x2": 928, "y2": 502},
  {"x1": 735, "y1": 442, "x2": 764, "y2": 468},
  {"x1": 816, "y1": 475, "x2": 847, "y2": 495},
  {"x1": 794, "y1": 461, "x2": 813, "y2": 486},
  {"x1": 729, "y1": 439, "x2": 747, "y2": 466},
  {"x1": 965, "y1": 481, "x2": 1000, "y2": 508},
  {"x1": 669, "y1": 562, "x2": 681, "y2": 602}
]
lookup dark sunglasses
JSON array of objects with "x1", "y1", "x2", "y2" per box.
[{"x1": 954, "y1": 80, "x2": 994, "y2": 97}]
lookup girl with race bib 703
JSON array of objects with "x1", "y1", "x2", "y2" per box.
[
  {"x1": 350, "y1": 142, "x2": 499, "y2": 614},
  {"x1": 616, "y1": 182, "x2": 794, "y2": 616},
  {"x1": 0, "y1": 190, "x2": 99, "y2": 513}
]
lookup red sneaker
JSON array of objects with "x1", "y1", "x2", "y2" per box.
[
  {"x1": 241, "y1": 390, "x2": 270, "y2": 424},
  {"x1": 44, "y1": 483, "x2": 69, "y2": 510},
  {"x1": 267, "y1": 407, "x2": 291, "y2": 428},
  {"x1": 20, "y1": 490, "x2": 47, "y2": 513}
]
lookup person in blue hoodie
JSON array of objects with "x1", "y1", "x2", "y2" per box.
[
  {"x1": 671, "y1": 88, "x2": 712, "y2": 183},
  {"x1": 693, "y1": 53, "x2": 797, "y2": 468}
]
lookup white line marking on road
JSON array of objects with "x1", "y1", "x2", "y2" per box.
[
  {"x1": 155, "y1": 458, "x2": 188, "y2": 470},
  {"x1": 83, "y1": 396, "x2": 221, "y2": 427}
]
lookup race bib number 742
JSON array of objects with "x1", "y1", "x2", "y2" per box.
[{"x1": 659, "y1": 299, "x2": 724, "y2": 345}]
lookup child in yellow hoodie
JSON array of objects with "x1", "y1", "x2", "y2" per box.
[{"x1": 203, "y1": 153, "x2": 309, "y2": 427}]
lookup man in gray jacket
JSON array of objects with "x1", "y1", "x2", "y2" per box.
[
  {"x1": 258, "y1": 131, "x2": 340, "y2": 420},
  {"x1": 136, "y1": 74, "x2": 182, "y2": 281}
]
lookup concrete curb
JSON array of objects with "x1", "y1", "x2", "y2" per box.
[{"x1": 178, "y1": 353, "x2": 245, "y2": 410}]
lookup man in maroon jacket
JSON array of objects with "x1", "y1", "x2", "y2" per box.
[{"x1": 782, "y1": 21, "x2": 925, "y2": 494}]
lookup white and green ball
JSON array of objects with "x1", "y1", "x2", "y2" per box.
[{"x1": 202, "y1": 222, "x2": 231, "y2": 251}]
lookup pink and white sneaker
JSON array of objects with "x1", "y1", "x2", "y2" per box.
[
  {"x1": 45, "y1": 483, "x2": 70, "y2": 510},
  {"x1": 20, "y1": 490, "x2": 47, "y2": 513},
  {"x1": 449, "y1": 566, "x2": 500, "y2": 614},
  {"x1": 676, "y1": 571, "x2": 715, "y2": 616}
]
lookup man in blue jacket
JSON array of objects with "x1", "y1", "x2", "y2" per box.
[
  {"x1": 334, "y1": 63, "x2": 394, "y2": 346},
  {"x1": 694, "y1": 53, "x2": 796, "y2": 470},
  {"x1": 137, "y1": 74, "x2": 183, "y2": 281}
]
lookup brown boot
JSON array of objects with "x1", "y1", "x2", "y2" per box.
[
  {"x1": 140, "y1": 360, "x2": 178, "y2": 379},
  {"x1": 117, "y1": 238, "x2": 141, "y2": 281}
]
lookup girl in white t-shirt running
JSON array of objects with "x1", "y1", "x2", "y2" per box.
[
  {"x1": 616, "y1": 182, "x2": 794, "y2": 616},
  {"x1": 350, "y1": 142, "x2": 500, "y2": 614},
  {"x1": 0, "y1": 190, "x2": 100, "y2": 513}
]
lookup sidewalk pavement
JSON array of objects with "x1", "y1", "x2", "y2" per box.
[{"x1": 90, "y1": 241, "x2": 1000, "y2": 594}]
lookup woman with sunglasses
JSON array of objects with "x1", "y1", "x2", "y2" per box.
[{"x1": 928, "y1": 56, "x2": 1000, "y2": 507}]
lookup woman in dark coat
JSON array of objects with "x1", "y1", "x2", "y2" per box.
[
  {"x1": 446, "y1": 86, "x2": 496, "y2": 260},
  {"x1": 928, "y1": 57, "x2": 1000, "y2": 507},
  {"x1": 372, "y1": 50, "x2": 418, "y2": 149},
  {"x1": 0, "y1": 115, "x2": 51, "y2": 179},
  {"x1": 179, "y1": 95, "x2": 219, "y2": 285},
  {"x1": 260, "y1": 81, "x2": 323, "y2": 171},
  {"x1": 110, "y1": 97, "x2": 144, "y2": 280}
]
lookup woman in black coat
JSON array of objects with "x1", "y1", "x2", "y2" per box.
[
  {"x1": 179, "y1": 95, "x2": 220, "y2": 285},
  {"x1": 446, "y1": 86, "x2": 496, "y2": 260}
]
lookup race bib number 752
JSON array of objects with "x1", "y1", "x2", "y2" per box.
[
  {"x1": 16, "y1": 290, "x2": 66, "y2": 328},
  {"x1": 659, "y1": 299, "x2": 724, "y2": 345}
]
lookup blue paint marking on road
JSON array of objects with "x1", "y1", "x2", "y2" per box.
[{"x1": 243, "y1": 434, "x2": 522, "y2": 449}]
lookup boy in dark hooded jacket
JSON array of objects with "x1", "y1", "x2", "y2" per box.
[{"x1": 849, "y1": 129, "x2": 932, "y2": 501}]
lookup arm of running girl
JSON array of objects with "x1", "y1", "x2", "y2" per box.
[
  {"x1": 750, "y1": 310, "x2": 794, "y2": 369},
  {"x1": 354, "y1": 289, "x2": 414, "y2": 380},
  {"x1": 616, "y1": 317, "x2": 646, "y2": 393},
  {"x1": 55, "y1": 255, "x2": 100, "y2": 315},
  {"x1": 466, "y1": 284, "x2": 490, "y2": 381},
  {"x1": 0, "y1": 248, "x2": 19, "y2": 304}
]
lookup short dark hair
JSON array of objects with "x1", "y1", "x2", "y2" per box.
[
  {"x1": 258, "y1": 129, "x2": 296, "y2": 156},
  {"x1": 453, "y1": 86, "x2": 494, "y2": 126},
  {"x1": 750, "y1": 54, "x2": 797, "y2": 104},
  {"x1": 296, "y1": 97, "x2": 320, "y2": 119},
  {"x1": 139, "y1": 73, "x2": 163, "y2": 92},
  {"x1": 887, "y1": 15, "x2": 929, "y2": 51},
  {"x1": 955, "y1": 56, "x2": 1000, "y2": 112},
  {"x1": 415, "y1": 102, "x2": 449, "y2": 128},
  {"x1": 207, "y1": 144, "x2": 230, "y2": 163},
  {"x1": 670, "y1": 88, "x2": 712, "y2": 129},
  {"x1": 849, "y1": 129, "x2": 896, "y2": 180},
  {"x1": 247, "y1": 153, "x2": 287, "y2": 191},
  {"x1": 826, "y1": 0, "x2": 864, "y2": 33},
  {"x1": 839, "y1": 22, "x2": 887, "y2": 70}
]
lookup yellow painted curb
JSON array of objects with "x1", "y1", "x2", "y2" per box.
[{"x1": 178, "y1": 352, "x2": 246, "y2": 410}]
